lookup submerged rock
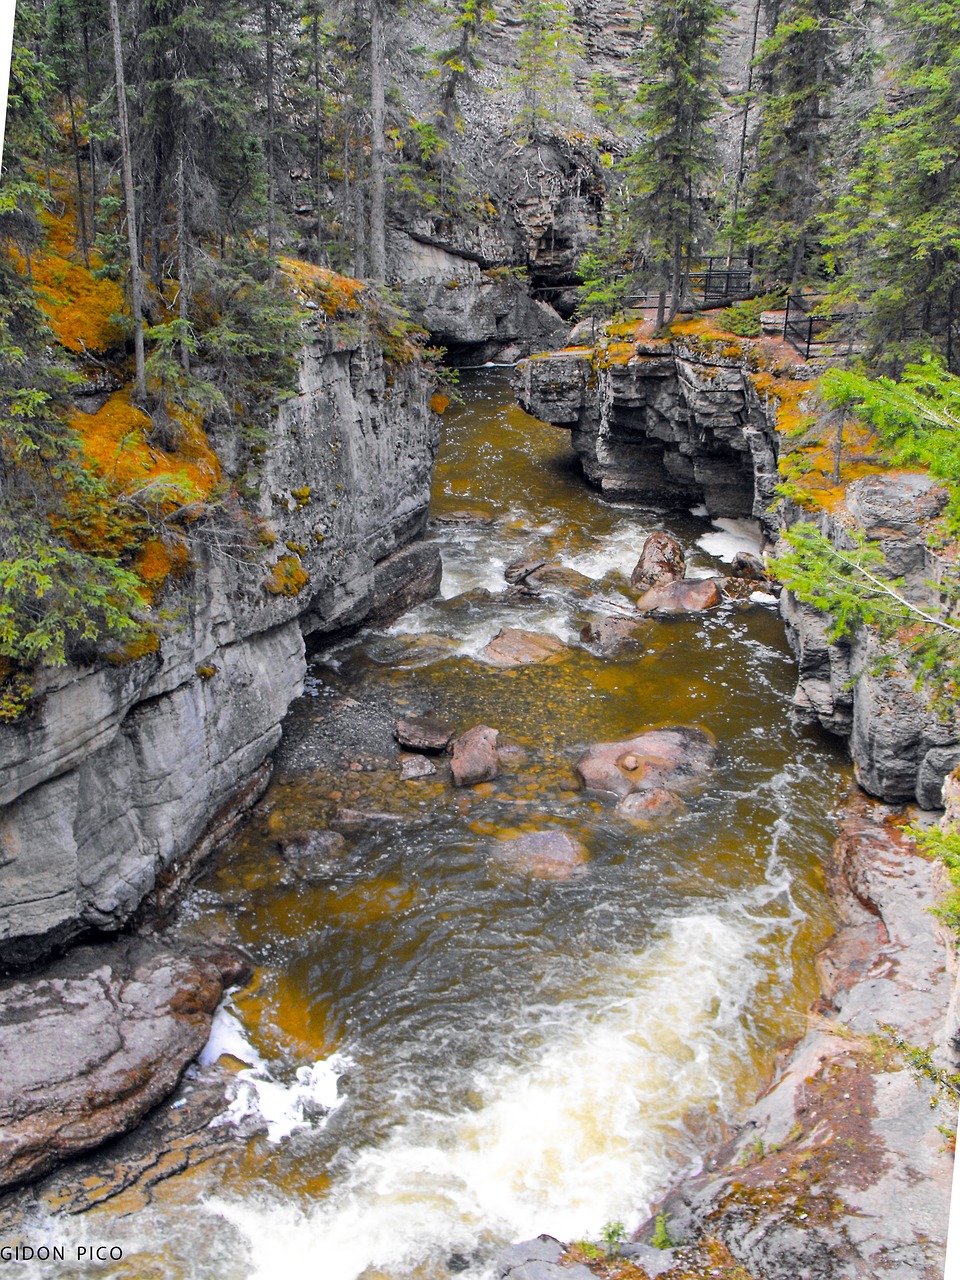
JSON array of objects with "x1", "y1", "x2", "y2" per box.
[
  {"x1": 398, "y1": 753, "x2": 437, "y2": 780},
  {"x1": 580, "y1": 616, "x2": 648, "y2": 656},
  {"x1": 635, "y1": 577, "x2": 722, "y2": 613},
  {"x1": 394, "y1": 715, "x2": 454, "y2": 753},
  {"x1": 493, "y1": 830, "x2": 589, "y2": 880},
  {"x1": 480, "y1": 628, "x2": 568, "y2": 667},
  {"x1": 631, "y1": 531, "x2": 686, "y2": 588},
  {"x1": 0, "y1": 940, "x2": 224, "y2": 1192},
  {"x1": 575, "y1": 727, "x2": 717, "y2": 800},
  {"x1": 450, "y1": 725, "x2": 500, "y2": 787},
  {"x1": 616, "y1": 788, "x2": 683, "y2": 825},
  {"x1": 278, "y1": 829, "x2": 347, "y2": 862}
]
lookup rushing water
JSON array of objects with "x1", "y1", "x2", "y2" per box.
[{"x1": 19, "y1": 371, "x2": 851, "y2": 1279}]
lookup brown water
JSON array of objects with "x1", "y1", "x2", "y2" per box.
[{"x1": 23, "y1": 371, "x2": 850, "y2": 1279}]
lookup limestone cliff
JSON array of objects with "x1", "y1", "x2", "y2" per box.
[{"x1": 0, "y1": 327, "x2": 440, "y2": 969}]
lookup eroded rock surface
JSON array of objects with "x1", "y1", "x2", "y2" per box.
[
  {"x1": 635, "y1": 578, "x2": 722, "y2": 613},
  {"x1": 0, "y1": 941, "x2": 225, "y2": 1192},
  {"x1": 480, "y1": 628, "x2": 569, "y2": 667},
  {"x1": 635, "y1": 796, "x2": 954, "y2": 1279},
  {"x1": 575, "y1": 727, "x2": 717, "y2": 801},
  {"x1": 451, "y1": 725, "x2": 500, "y2": 787}
]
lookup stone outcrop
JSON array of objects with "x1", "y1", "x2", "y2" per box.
[
  {"x1": 515, "y1": 344, "x2": 779, "y2": 518},
  {"x1": 0, "y1": 939, "x2": 229, "y2": 1192},
  {"x1": 516, "y1": 338, "x2": 960, "y2": 806},
  {"x1": 480, "y1": 628, "x2": 569, "y2": 667},
  {"x1": 0, "y1": 328, "x2": 441, "y2": 968}
]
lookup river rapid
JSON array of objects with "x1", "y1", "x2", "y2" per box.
[{"x1": 25, "y1": 371, "x2": 851, "y2": 1279}]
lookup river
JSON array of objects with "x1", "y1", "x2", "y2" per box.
[{"x1": 24, "y1": 370, "x2": 851, "y2": 1278}]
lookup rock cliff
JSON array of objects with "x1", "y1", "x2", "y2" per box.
[
  {"x1": 515, "y1": 330, "x2": 960, "y2": 807},
  {"x1": 0, "y1": 327, "x2": 440, "y2": 969}
]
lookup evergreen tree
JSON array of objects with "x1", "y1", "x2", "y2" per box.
[
  {"x1": 740, "y1": 0, "x2": 847, "y2": 287},
  {"x1": 510, "y1": 0, "x2": 580, "y2": 142},
  {"x1": 621, "y1": 0, "x2": 726, "y2": 327},
  {"x1": 857, "y1": 0, "x2": 960, "y2": 370}
]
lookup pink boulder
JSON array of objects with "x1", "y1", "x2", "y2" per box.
[
  {"x1": 451, "y1": 725, "x2": 500, "y2": 787},
  {"x1": 575, "y1": 727, "x2": 717, "y2": 800}
]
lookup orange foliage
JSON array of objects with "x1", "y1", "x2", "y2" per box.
[
  {"x1": 13, "y1": 209, "x2": 126, "y2": 354},
  {"x1": 429, "y1": 392, "x2": 450, "y2": 415}
]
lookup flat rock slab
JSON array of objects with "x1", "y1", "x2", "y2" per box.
[
  {"x1": 480, "y1": 628, "x2": 568, "y2": 667},
  {"x1": 0, "y1": 940, "x2": 224, "y2": 1192},
  {"x1": 636, "y1": 577, "x2": 722, "y2": 613},
  {"x1": 576, "y1": 727, "x2": 717, "y2": 800},
  {"x1": 451, "y1": 725, "x2": 500, "y2": 787},
  {"x1": 494, "y1": 831, "x2": 589, "y2": 880},
  {"x1": 394, "y1": 715, "x2": 454, "y2": 753}
]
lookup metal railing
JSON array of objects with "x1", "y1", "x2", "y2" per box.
[{"x1": 783, "y1": 293, "x2": 850, "y2": 360}]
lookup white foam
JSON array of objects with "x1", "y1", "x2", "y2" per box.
[
  {"x1": 696, "y1": 517, "x2": 763, "y2": 564},
  {"x1": 749, "y1": 591, "x2": 777, "y2": 605},
  {"x1": 203, "y1": 903, "x2": 791, "y2": 1280},
  {"x1": 201, "y1": 1006, "x2": 347, "y2": 1143},
  {"x1": 559, "y1": 520, "x2": 652, "y2": 581}
]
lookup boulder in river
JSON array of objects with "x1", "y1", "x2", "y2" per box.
[
  {"x1": 493, "y1": 830, "x2": 589, "y2": 880},
  {"x1": 278, "y1": 829, "x2": 347, "y2": 862},
  {"x1": 399, "y1": 753, "x2": 438, "y2": 780},
  {"x1": 394, "y1": 715, "x2": 454, "y2": 753},
  {"x1": 0, "y1": 940, "x2": 224, "y2": 1192},
  {"x1": 580, "y1": 616, "x2": 648, "y2": 656},
  {"x1": 635, "y1": 577, "x2": 722, "y2": 613},
  {"x1": 631, "y1": 532, "x2": 686, "y2": 588},
  {"x1": 575, "y1": 727, "x2": 717, "y2": 800},
  {"x1": 616, "y1": 788, "x2": 683, "y2": 825},
  {"x1": 451, "y1": 725, "x2": 500, "y2": 787},
  {"x1": 730, "y1": 550, "x2": 766, "y2": 580},
  {"x1": 480, "y1": 628, "x2": 568, "y2": 667}
]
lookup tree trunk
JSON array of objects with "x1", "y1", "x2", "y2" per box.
[
  {"x1": 107, "y1": 0, "x2": 146, "y2": 402},
  {"x1": 65, "y1": 84, "x2": 90, "y2": 268},
  {"x1": 176, "y1": 146, "x2": 190, "y2": 373},
  {"x1": 369, "y1": 0, "x2": 387, "y2": 280}
]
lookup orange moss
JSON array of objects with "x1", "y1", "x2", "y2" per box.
[
  {"x1": 13, "y1": 209, "x2": 126, "y2": 354},
  {"x1": 106, "y1": 629, "x2": 160, "y2": 665},
  {"x1": 264, "y1": 554, "x2": 310, "y2": 597},
  {"x1": 429, "y1": 391, "x2": 451, "y2": 415},
  {"x1": 69, "y1": 391, "x2": 220, "y2": 501},
  {"x1": 278, "y1": 255, "x2": 365, "y2": 318}
]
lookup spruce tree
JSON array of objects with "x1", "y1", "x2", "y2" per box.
[
  {"x1": 510, "y1": 0, "x2": 580, "y2": 142},
  {"x1": 621, "y1": 0, "x2": 726, "y2": 327},
  {"x1": 740, "y1": 0, "x2": 847, "y2": 287}
]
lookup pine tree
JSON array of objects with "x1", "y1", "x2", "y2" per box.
[{"x1": 858, "y1": 0, "x2": 960, "y2": 370}]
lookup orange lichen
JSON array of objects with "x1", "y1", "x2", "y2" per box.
[
  {"x1": 429, "y1": 391, "x2": 451, "y2": 415},
  {"x1": 13, "y1": 209, "x2": 126, "y2": 354},
  {"x1": 264, "y1": 554, "x2": 309, "y2": 596}
]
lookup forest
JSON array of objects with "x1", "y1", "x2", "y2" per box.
[{"x1": 1, "y1": 0, "x2": 959, "y2": 701}]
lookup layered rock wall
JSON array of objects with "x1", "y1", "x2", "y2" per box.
[
  {"x1": 0, "y1": 330, "x2": 440, "y2": 968},
  {"x1": 516, "y1": 340, "x2": 960, "y2": 806}
]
